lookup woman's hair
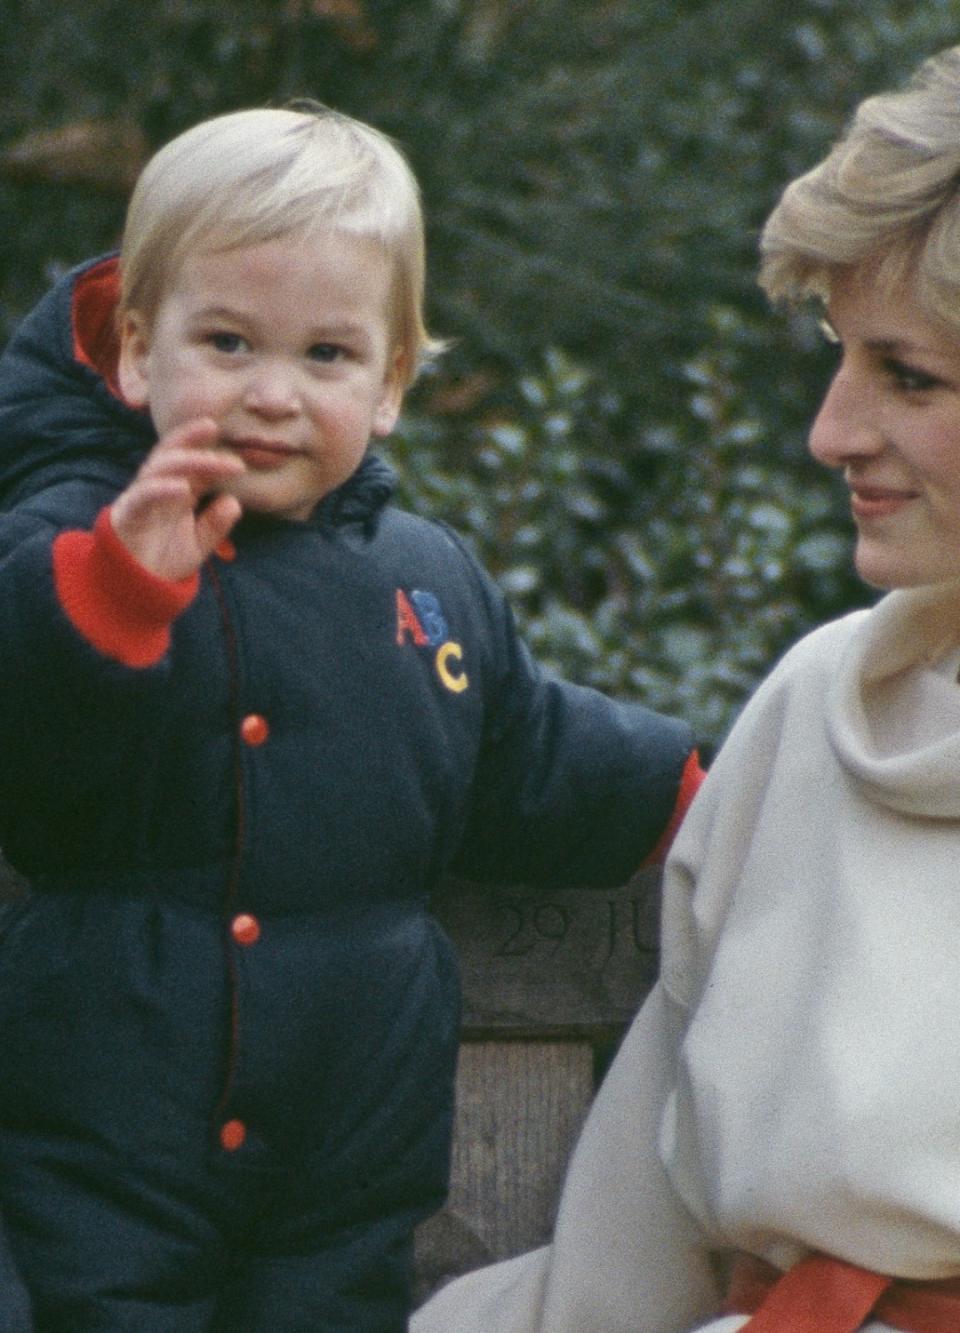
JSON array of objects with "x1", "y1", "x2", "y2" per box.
[
  {"x1": 760, "y1": 45, "x2": 960, "y2": 331},
  {"x1": 119, "y1": 104, "x2": 442, "y2": 385}
]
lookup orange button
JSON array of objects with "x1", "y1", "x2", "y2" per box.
[
  {"x1": 231, "y1": 913, "x2": 261, "y2": 947},
  {"x1": 220, "y1": 1119, "x2": 247, "y2": 1152},
  {"x1": 240, "y1": 714, "x2": 269, "y2": 746}
]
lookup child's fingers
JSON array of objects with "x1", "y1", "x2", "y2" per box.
[
  {"x1": 152, "y1": 416, "x2": 220, "y2": 453},
  {"x1": 137, "y1": 418, "x2": 246, "y2": 489},
  {"x1": 109, "y1": 420, "x2": 246, "y2": 579},
  {"x1": 195, "y1": 492, "x2": 243, "y2": 556},
  {"x1": 112, "y1": 462, "x2": 232, "y2": 536},
  {"x1": 137, "y1": 446, "x2": 245, "y2": 492},
  {"x1": 115, "y1": 425, "x2": 242, "y2": 506},
  {"x1": 113, "y1": 475, "x2": 198, "y2": 526}
]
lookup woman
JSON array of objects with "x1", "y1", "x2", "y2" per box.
[{"x1": 412, "y1": 43, "x2": 960, "y2": 1333}]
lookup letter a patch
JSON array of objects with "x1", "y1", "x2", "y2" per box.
[{"x1": 396, "y1": 588, "x2": 429, "y2": 645}]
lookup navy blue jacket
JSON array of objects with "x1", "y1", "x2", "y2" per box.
[{"x1": 0, "y1": 256, "x2": 697, "y2": 1327}]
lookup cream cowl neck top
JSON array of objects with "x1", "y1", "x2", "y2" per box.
[{"x1": 412, "y1": 581, "x2": 960, "y2": 1333}]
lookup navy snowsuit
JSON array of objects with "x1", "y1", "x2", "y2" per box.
[{"x1": 0, "y1": 256, "x2": 697, "y2": 1331}]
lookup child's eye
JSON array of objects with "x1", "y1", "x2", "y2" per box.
[
  {"x1": 208, "y1": 331, "x2": 247, "y2": 354},
  {"x1": 882, "y1": 357, "x2": 941, "y2": 394},
  {"x1": 307, "y1": 343, "x2": 343, "y2": 364}
]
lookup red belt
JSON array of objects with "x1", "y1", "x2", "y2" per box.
[{"x1": 724, "y1": 1251, "x2": 960, "y2": 1332}]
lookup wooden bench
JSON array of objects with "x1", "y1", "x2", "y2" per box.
[
  {"x1": 0, "y1": 857, "x2": 661, "y2": 1303},
  {"x1": 415, "y1": 869, "x2": 662, "y2": 1301}
]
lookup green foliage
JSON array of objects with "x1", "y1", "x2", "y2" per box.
[
  {"x1": 392, "y1": 329, "x2": 861, "y2": 742},
  {"x1": 3, "y1": 1, "x2": 960, "y2": 740}
]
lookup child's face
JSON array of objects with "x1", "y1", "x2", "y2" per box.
[{"x1": 118, "y1": 231, "x2": 405, "y2": 522}]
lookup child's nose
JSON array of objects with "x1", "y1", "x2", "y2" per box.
[
  {"x1": 243, "y1": 363, "x2": 300, "y2": 417},
  {"x1": 808, "y1": 363, "x2": 885, "y2": 469}
]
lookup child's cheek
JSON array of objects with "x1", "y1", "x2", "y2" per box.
[{"x1": 169, "y1": 373, "x2": 228, "y2": 432}]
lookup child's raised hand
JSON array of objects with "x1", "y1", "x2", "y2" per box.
[{"x1": 110, "y1": 418, "x2": 246, "y2": 581}]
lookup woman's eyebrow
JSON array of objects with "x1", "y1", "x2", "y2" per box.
[
  {"x1": 864, "y1": 335, "x2": 957, "y2": 365},
  {"x1": 819, "y1": 318, "x2": 955, "y2": 364}
]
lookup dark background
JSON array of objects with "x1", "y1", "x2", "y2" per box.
[{"x1": 3, "y1": 0, "x2": 957, "y2": 742}]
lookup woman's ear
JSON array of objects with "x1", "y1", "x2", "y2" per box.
[
  {"x1": 371, "y1": 347, "x2": 407, "y2": 439},
  {"x1": 116, "y1": 312, "x2": 151, "y2": 410}
]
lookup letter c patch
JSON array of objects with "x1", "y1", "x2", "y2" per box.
[{"x1": 436, "y1": 641, "x2": 469, "y2": 693}]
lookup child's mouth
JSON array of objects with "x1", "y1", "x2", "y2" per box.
[{"x1": 227, "y1": 439, "x2": 297, "y2": 471}]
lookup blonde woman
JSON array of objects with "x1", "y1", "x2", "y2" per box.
[{"x1": 414, "y1": 43, "x2": 960, "y2": 1333}]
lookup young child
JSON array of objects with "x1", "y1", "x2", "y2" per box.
[{"x1": 0, "y1": 105, "x2": 701, "y2": 1331}]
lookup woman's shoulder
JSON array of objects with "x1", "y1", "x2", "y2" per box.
[
  {"x1": 682, "y1": 606, "x2": 874, "y2": 816},
  {"x1": 754, "y1": 604, "x2": 873, "y2": 696}
]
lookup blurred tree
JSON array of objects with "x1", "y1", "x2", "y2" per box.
[{"x1": 2, "y1": 0, "x2": 959, "y2": 739}]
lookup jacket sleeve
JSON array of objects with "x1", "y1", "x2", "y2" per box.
[
  {"x1": 452, "y1": 551, "x2": 701, "y2": 888},
  {"x1": 0, "y1": 489, "x2": 194, "y2": 688},
  {"x1": 0, "y1": 486, "x2": 196, "y2": 833},
  {"x1": 411, "y1": 983, "x2": 721, "y2": 1333},
  {"x1": 52, "y1": 505, "x2": 198, "y2": 668}
]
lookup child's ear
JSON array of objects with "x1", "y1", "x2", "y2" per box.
[
  {"x1": 371, "y1": 346, "x2": 408, "y2": 439},
  {"x1": 116, "y1": 312, "x2": 152, "y2": 410}
]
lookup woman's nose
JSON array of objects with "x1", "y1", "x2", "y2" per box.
[{"x1": 808, "y1": 364, "x2": 885, "y2": 468}]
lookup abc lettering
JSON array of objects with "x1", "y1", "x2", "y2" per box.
[{"x1": 395, "y1": 589, "x2": 469, "y2": 694}]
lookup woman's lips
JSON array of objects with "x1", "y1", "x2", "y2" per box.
[{"x1": 850, "y1": 486, "x2": 917, "y2": 520}]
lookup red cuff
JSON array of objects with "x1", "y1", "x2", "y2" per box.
[
  {"x1": 52, "y1": 507, "x2": 199, "y2": 668},
  {"x1": 643, "y1": 748, "x2": 706, "y2": 867}
]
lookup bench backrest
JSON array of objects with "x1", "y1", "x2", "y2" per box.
[{"x1": 416, "y1": 869, "x2": 661, "y2": 1299}]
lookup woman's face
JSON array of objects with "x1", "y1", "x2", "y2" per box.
[{"x1": 810, "y1": 265, "x2": 960, "y2": 589}]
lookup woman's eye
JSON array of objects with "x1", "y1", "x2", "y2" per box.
[
  {"x1": 307, "y1": 343, "x2": 342, "y2": 364},
  {"x1": 209, "y1": 332, "x2": 246, "y2": 354},
  {"x1": 884, "y1": 358, "x2": 941, "y2": 393}
]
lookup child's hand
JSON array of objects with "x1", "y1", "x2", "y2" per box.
[{"x1": 111, "y1": 419, "x2": 246, "y2": 580}]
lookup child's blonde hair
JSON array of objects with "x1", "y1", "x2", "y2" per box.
[
  {"x1": 119, "y1": 104, "x2": 441, "y2": 386},
  {"x1": 760, "y1": 45, "x2": 960, "y2": 331}
]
